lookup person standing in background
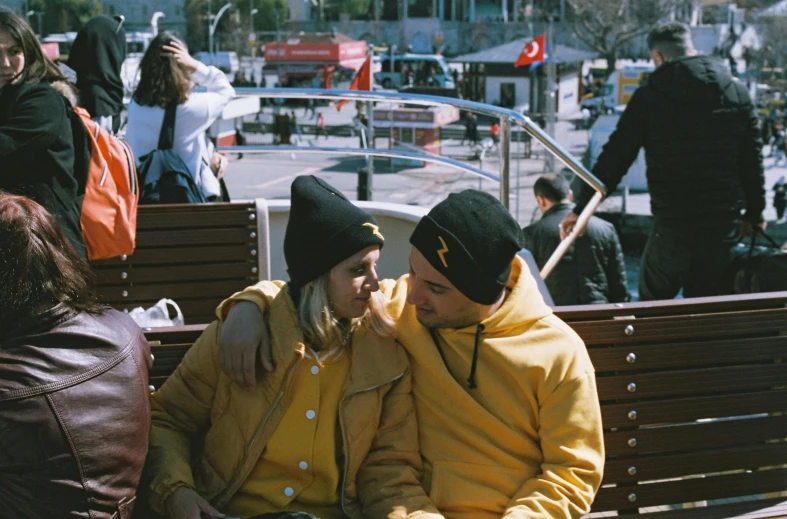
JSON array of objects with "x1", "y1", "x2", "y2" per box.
[{"x1": 68, "y1": 15, "x2": 126, "y2": 135}]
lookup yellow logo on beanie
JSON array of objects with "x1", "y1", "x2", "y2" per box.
[
  {"x1": 437, "y1": 236, "x2": 449, "y2": 268},
  {"x1": 363, "y1": 222, "x2": 384, "y2": 241}
]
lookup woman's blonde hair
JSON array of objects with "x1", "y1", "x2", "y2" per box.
[{"x1": 297, "y1": 273, "x2": 395, "y2": 349}]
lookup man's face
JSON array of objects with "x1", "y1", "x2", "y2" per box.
[
  {"x1": 650, "y1": 50, "x2": 665, "y2": 68},
  {"x1": 406, "y1": 247, "x2": 484, "y2": 329}
]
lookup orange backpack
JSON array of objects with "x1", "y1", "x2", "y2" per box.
[{"x1": 75, "y1": 107, "x2": 140, "y2": 260}]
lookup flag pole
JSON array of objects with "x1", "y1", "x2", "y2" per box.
[
  {"x1": 545, "y1": 14, "x2": 556, "y2": 172},
  {"x1": 366, "y1": 44, "x2": 375, "y2": 199}
]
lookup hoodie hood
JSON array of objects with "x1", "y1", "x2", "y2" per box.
[
  {"x1": 647, "y1": 55, "x2": 740, "y2": 110},
  {"x1": 445, "y1": 255, "x2": 552, "y2": 339},
  {"x1": 67, "y1": 15, "x2": 126, "y2": 118}
]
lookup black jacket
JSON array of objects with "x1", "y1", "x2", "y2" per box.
[
  {"x1": 0, "y1": 306, "x2": 152, "y2": 518},
  {"x1": 0, "y1": 81, "x2": 88, "y2": 258},
  {"x1": 575, "y1": 55, "x2": 765, "y2": 223},
  {"x1": 68, "y1": 15, "x2": 126, "y2": 126},
  {"x1": 523, "y1": 203, "x2": 629, "y2": 306}
]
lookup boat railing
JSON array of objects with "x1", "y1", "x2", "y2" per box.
[{"x1": 218, "y1": 87, "x2": 607, "y2": 279}]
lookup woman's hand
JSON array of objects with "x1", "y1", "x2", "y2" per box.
[
  {"x1": 165, "y1": 487, "x2": 225, "y2": 519},
  {"x1": 163, "y1": 40, "x2": 201, "y2": 74},
  {"x1": 210, "y1": 152, "x2": 229, "y2": 179}
]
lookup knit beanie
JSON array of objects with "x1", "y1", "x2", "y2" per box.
[
  {"x1": 285, "y1": 176, "x2": 384, "y2": 288},
  {"x1": 409, "y1": 190, "x2": 523, "y2": 304}
]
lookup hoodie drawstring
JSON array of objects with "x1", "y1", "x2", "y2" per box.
[
  {"x1": 429, "y1": 324, "x2": 484, "y2": 390},
  {"x1": 468, "y1": 324, "x2": 484, "y2": 389}
]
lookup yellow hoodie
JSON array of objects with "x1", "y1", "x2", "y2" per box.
[{"x1": 218, "y1": 257, "x2": 605, "y2": 518}]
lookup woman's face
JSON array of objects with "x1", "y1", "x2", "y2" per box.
[
  {"x1": 0, "y1": 30, "x2": 24, "y2": 90},
  {"x1": 328, "y1": 245, "x2": 381, "y2": 320}
]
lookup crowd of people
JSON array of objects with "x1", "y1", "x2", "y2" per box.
[{"x1": 0, "y1": 10, "x2": 773, "y2": 519}]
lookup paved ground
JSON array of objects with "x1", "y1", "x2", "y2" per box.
[
  {"x1": 223, "y1": 102, "x2": 592, "y2": 229},
  {"x1": 224, "y1": 102, "x2": 787, "y2": 227}
]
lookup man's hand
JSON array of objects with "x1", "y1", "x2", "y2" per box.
[
  {"x1": 559, "y1": 212, "x2": 584, "y2": 240},
  {"x1": 740, "y1": 220, "x2": 767, "y2": 238},
  {"x1": 165, "y1": 487, "x2": 224, "y2": 519},
  {"x1": 217, "y1": 301, "x2": 273, "y2": 390}
]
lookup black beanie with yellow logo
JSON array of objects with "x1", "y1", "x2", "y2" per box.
[
  {"x1": 285, "y1": 175, "x2": 384, "y2": 288},
  {"x1": 410, "y1": 190, "x2": 523, "y2": 305}
]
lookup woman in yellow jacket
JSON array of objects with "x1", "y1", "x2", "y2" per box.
[{"x1": 146, "y1": 176, "x2": 443, "y2": 519}]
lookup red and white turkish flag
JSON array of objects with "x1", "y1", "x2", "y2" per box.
[
  {"x1": 336, "y1": 54, "x2": 373, "y2": 112},
  {"x1": 514, "y1": 34, "x2": 546, "y2": 68}
]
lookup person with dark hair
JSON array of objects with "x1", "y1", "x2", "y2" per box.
[
  {"x1": 774, "y1": 177, "x2": 786, "y2": 223},
  {"x1": 524, "y1": 174, "x2": 629, "y2": 305},
  {"x1": 561, "y1": 22, "x2": 765, "y2": 301},
  {"x1": 0, "y1": 193, "x2": 152, "y2": 518},
  {"x1": 562, "y1": 21, "x2": 767, "y2": 300},
  {"x1": 68, "y1": 15, "x2": 126, "y2": 134},
  {"x1": 217, "y1": 189, "x2": 605, "y2": 518},
  {"x1": 146, "y1": 176, "x2": 442, "y2": 519},
  {"x1": 125, "y1": 31, "x2": 234, "y2": 201},
  {"x1": 0, "y1": 7, "x2": 88, "y2": 258}
]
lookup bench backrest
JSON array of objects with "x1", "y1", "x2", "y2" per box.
[
  {"x1": 91, "y1": 202, "x2": 270, "y2": 324},
  {"x1": 142, "y1": 286, "x2": 787, "y2": 515},
  {"x1": 556, "y1": 293, "x2": 787, "y2": 515}
]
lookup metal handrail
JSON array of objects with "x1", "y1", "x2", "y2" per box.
[
  {"x1": 222, "y1": 87, "x2": 608, "y2": 279},
  {"x1": 219, "y1": 145, "x2": 502, "y2": 182}
]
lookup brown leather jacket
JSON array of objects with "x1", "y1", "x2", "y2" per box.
[{"x1": 0, "y1": 305, "x2": 152, "y2": 518}]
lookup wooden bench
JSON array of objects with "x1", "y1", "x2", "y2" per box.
[
  {"x1": 90, "y1": 202, "x2": 270, "y2": 324},
  {"x1": 143, "y1": 291, "x2": 787, "y2": 517}
]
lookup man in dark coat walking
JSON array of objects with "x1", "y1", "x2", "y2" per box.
[
  {"x1": 561, "y1": 22, "x2": 766, "y2": 300},
  {"x1": 524, "y1": 174, "x2": 629, "y2": 306}
]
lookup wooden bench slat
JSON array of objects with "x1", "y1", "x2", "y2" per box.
[
  {"x1": 592, "y1": 468, "x2": 787, "y2": 513},
  {"x1": 601, "y1": 390, "x2": 787, "y2": 428},
  {"x1": 136, "y1": 228, "x2": 254, "y2": 248},
  {"x1": 109, "y1": 300, "x2": 224, "y2": 321},
  {"x1": 92, "y1": 245, "x2": 256, "y2": 266},
  {"x1": 556, "y1": 291, "x2": 787, "y2": 321},
  {"x1": 617, "y1": 496, "x2": 787, "y2": 518},
  {"x1": 603, "y1": 443, "x2": 787, "y2": 484},
  {"x1": 589, "y1": 336, "x2": 787, "y2": 372},
  {"x1": 571, "y1": 309, "x2": 787, "y2": 345},
  {"x1": 604, "y1": 415, "x2": 787, "y2": 456},
  {"x1": 94, "y1": 262, "x2": 255, "y2": 285},
  {"x1": 145, "y1": 325, "x2": 207, "y2": 342},
  {"x1": 136, "y1": 206, "x2": 255, "y2": 229},
  {"x1": 97, "y1": 280, "x2": 252, "y2": 303},
  {"x1": 596, "y1": 364, "x2": 787, "y2": 401}
]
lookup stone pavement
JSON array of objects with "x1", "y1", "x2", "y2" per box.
[
  {"x1": 225, "y1": 102, "x2": 787, "y2": 244},
  {"x1": 225, "y1": 102, "x2": 591, "y2": 229}
]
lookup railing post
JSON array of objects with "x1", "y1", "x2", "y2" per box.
[{"x1": 500, "y1": 117, "x2": 511, "y2": 209}]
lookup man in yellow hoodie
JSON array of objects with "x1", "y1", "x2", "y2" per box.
[{"x1": 218, "y1": 190, "x2": 605, "y2": 518}]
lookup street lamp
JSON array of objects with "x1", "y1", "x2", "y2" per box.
[
  {"x1": 150, "y1": 11, "x2": 165, "y2": 36},
  {"x1": 274, "y1": 7, "x2": 281, "y2": 82},
  {"x1": 250, "y1": 5, "x2": 258, "y2": 57},
  {"x1": 26, "y1": 10, "x2": 43, "y2": 37},
  {"x1": 209, "y1": 2, "x2": 232, "y2": 56}
]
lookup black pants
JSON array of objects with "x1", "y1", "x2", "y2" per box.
[{"x1": 639, "y1": 217, "x2": 740, "y2": 301}]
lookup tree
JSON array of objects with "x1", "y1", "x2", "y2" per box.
[
  {"x1": 26, "y1": 0, "x2": 99, "y2": 34},
  {"x1": 757, "y1": 15, "x2": 787, "y2": 69},
  {"x1": 325, "y1": 0, "x2": 372, "y2": 18},
  {"x1": 565, "y1": 0, "x2": 683, "y2": 75},
  {"x1": 183, "y1": 0, "x2": 288, "y2": 52}
]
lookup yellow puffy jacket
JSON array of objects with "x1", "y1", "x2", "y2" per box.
[
  {"x1": 217, "y1": 258, "x2": 605, "y2": 518},
  {"x1": 148, "y1": 286, "x2": 442, "y2": 519}
]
